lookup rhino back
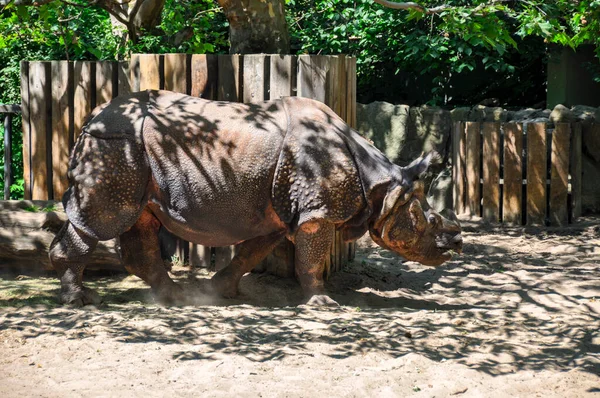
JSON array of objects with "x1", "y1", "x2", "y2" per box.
[{"x1": 142, "y1": 91, "x2": 288, "y2": 244}]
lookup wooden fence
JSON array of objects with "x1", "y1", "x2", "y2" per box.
[
  {"x1": 20, "y1": 54, "x2": 356, "y2": 275},
  {"x1": 453, "y1": 121, "x2": 582, "y2": 226}
]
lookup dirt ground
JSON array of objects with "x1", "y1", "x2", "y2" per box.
[{"x1": 0, "y1": 218, "x2": 599, "y2": 397}]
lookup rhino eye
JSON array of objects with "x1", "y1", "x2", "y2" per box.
[{"x1": 428, "y1": 214, "x2": 439, "y2": 227}]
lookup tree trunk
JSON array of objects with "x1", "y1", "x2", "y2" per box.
[{"x1": 217, "y1": 0, "x2": 290, "y2": 54}]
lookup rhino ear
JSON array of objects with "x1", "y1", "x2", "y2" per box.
[{"x1": 404, "y1": 151, "x2": 441, "y2": 181}]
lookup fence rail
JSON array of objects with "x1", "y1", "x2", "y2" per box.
[
  {"x1": 453, "y1": 121, "x2": 582, "y2": 226},
  {"x1": 20, "y1": 54, "x2": 357, "y2": 274},
  {"x1": 0, "y1": 104, "x2": 21, "y2": 200}
]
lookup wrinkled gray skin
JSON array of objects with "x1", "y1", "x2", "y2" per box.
[{"x1": 49, "y1": 90, "x2": 463, "y2": 307}]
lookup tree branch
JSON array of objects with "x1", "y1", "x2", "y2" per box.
[{"x1": 372, "y1": 0, "x2": 515, "y2": 14}]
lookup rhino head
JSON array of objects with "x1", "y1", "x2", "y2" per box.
[{"x1": 369, "y1": 153, "x2": 463, "y2": 266}]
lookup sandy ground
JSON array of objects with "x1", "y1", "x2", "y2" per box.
[{"x1": 0, "y1": 218, "x2": 599, "y2": 397}]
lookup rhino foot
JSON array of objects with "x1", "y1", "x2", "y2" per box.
[
  {"x1": 61, "y1": 286, "x2": 102, "y2": 308},
  {"x1": 210, "y1": 270, "x2": 238, "y2": 298},
  {"x1": 305, "y1": 294, "x2": 340, "y2": 307}
]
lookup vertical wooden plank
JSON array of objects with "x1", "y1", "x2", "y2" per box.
[
  {"x1": 20, "y1": 61, "x2": 31, "y2": 200},
  {"x1": 164, "y1": 53, "x2": 187, "y2": 93},
  {"x1": 73, "y1": 61, "x2": 92, "y2": 143},
  {"x1": 243, "y1": 54, "x2": 267, "y2": 103},
  {"x1": 137, "y1": 54, "x2": 161, "y2": 91},
  {"x1": 570, "y1": 123, "x2": 583, "y2": 220},
  {"x1": 325, "y1": 55, "x2": 339, "y2": 113},
  {"x1": 465, "y1": 122, "x2": 481, "y2": 216},
  {"x1": 96, "y1": 61, "x2": 114, "y2": 106},
  {"x1": 550, "y1": 123, "x2": 570, "y2": 226},
  {"x1": 217, "y1": 54, "x2": 242, "y2": 102},
  {"x1": 346, "y1": 56, "x2": 356, "y2": 263},
  {"x1": 527, "y1": 122, "x2": 547, "y2": 225},
  {"x1": 4, "y1": 113, "x2": 12, "y2": 200},
  {"x1": 297, "y1": 54, "x2": 328, "y2": 103},
  {"x1": 503, "y1": 123, "x2": 523, "y2": 224},
  {"x1": 189, "y1": 243, "x2": 211, "y2": 268},
  {"x1": 452, "y1": 121, "x2": 466, "y2": 215},
  {"x1": 482, "y1": 122, "x2": 500, "y2": 222},
  {"x1": 51, "y1": 61, "x2": 71, "y2": 200},
  {"x1": 191, "y1": 54, "x2": 217, "y2": 99},
  {"x1": 129, "y1": 54, "x2": 141, "y2": 93},
  {"x1": 118, "y1": 61, "x2": 132, "y2": 96},
  {"x1": 215, "y1": 246, "x2": 235, "y2": 271},
  {"x1": 29, "y1": 62, "x2": 50, "y2": 200},
  {"x1": 269, "y1": 55, "x2": 294, "y2": 99}
]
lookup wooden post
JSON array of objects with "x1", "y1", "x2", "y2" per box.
[
  {"x1": 164, "y1": 53, "x2": 188, "y2": 93},
  {"x1": 465, "y1": 122, "x2": 481, "y2": 216},
  {"x1": 550, "y1": 123, "x2": 570, "y2": 226},
  {"x1": 96, "y1": 61, "x2": 115, "y2": 106},
  {"x1": 243, "y1": 54, "x2": 267, "y2": 103},
  {"x1": 269, "y1": 55, "x2": 294, "y2": 99},
  {"x1": 503, "y1": 123, "x2": 523, "y2": 224},
  {"x1": 452, "y1": 121, "x2": 466, "y2": 215},
  {"x1": 73, "y1": 61, "x2": 92, "y2": 143},
  {"x1": 136, "y1": 54, "x2": 161, "y2": 91},
  {"x1": 20, "y1": 61, "x2": 31, "y2": 200},
  {"x1": 3, "y1": 112, "x2": 12, "y2": 200},
  {"x1": 526, "y1": 122, "x2": 547, "y2": 225},
  {"x1": 51, "y1": 61, "x2": 71, "y2": 200},
  {"x1": 482, "y1": 122, "x2": 500, "y2": 222},
  {"x1": 191, "y1": 54, "x2": 217, "y2": 99},
  {"x1": 118, "y1": 61, "x2": 132, "y2": 96},
  {"x1": 217, "y1": 54, "x2": 241, "y2": 102},
  {"x1": 29, "y1": 62, "x2": 51, "y2": 200},
  {"x1": 570, "y1": 123, "x2": 583, "y2": 220}
]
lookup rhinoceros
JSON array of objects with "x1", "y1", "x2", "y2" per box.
[{"x1": 49, "y1": 90, "x2": 462, "y2": 306}]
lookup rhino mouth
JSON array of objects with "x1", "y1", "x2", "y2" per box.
[{"x1": 435, "y1": 232, "x2": 463, "y2": 255}]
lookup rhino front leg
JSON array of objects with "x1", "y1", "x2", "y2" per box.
[
  {"x1": 49, "y1": 221, "x2": 101, "y2": 306},
  {"x1": 295, "y1": 220, "x2": 338, "y2": 306},
  {"x1": 120, "y1": 208, "x2": 186, "y2": 305},
  {"x1": 211, "y1": 230, "x2": 286, "y2": 298}
]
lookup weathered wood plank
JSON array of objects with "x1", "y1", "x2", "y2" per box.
[
  {"x1": 550, "y1": 123, "x2": 570, "y2": 226},
  {"x1": 4, "y1": 113, "x2": 12, "y2": 199},
  {"x1": 164, "y1": 53, "x2": 188, "y2": 93},
  {"x1": 191, "y1": 54, "x2": 217, "y2": 99},
  {"x1": 29, "y1": 62, "x2": 50, "y2": 200},
  {"x1": 297, "y1": 55, "x2": 328, "y2": 103},
  {"x1": 20, "y1": 61, "x2": 31, "y2": 200},
  {"x1": 137, "y1": 54, "x2": 161, "y2": 91},
  {"x1": 269, "y1": 55, "x2": 294, "y2": 100},
  {"x1": 73, "y1": 61, "x2": 92, "y2": 143},
  {"x1": 96, "y1": 61, "x2": 115, "y2": 106},
  {"x1": 0, "y1": 105, "x2": 21, "y2": 113},
  {"x1": 452, "y1": 121, "x2": 466, "y2": 215},
  {"x1": 502, "y1": 123, "x2": 523, "y2": 224},
  {"x1": 217, "y1": 54, "x2": 241, "y2": 102},
  {"x1": 189, "y1": 243, "x2": 211, "y2": 268},
  {"x1": 570, "y1": 123, "x2": 583, "y2": 220},
  {"x1": 215, "y1": 246, "x2": 235, "y2": 271},
  {"x1": 465, "y1": 122, "x2": 481, "y2": 216},
  {"x1": 51, "y1": 61, "x2": 71, "y2": 201},
  {"x1": 325, "y1": 55, "x2": 339, "y2": 114},
  {"x1": 336, "y1": 55, "x2": 347, "y2": 121},
  {"x1": 118, "y1": 61, "x2": 132, "y2": 96},
  {"x1": 526, "y1": 122, "x2": 547, "y2": 225},
  {"x1": 243, "y1": 54, "x2": 267, "y2": 103},
  {"x1": 482, "y1": 122, "x2": 500, "y2": 222}
]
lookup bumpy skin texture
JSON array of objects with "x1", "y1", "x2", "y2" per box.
[{"x1": 49, "y1": 90, "x2": 462, "y2": 306}]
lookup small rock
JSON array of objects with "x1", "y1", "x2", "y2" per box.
[{"x1": 550, "y1": 104, "x2": 576, "y2": 124}]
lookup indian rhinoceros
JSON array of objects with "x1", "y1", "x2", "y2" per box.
[{"x1": 49, "y1": 90, "x2": 463, "y2": 306}]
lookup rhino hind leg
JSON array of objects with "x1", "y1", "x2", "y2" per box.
[
  {"x1": 211, "y1": 230, "x2": 286, "y2": 298},
  {"x1": 294, "y1": 220, "x2": 339, "y2": 306},
  {"x1": 120, "y1": 207, "x2": 186, "y2": 305},
  {"x1": 49, "y1": 221, "x2": 101, "y2": 306}
]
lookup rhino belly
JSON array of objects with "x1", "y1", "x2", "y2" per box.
[{"x1": 142, "y1": 106, "x2": 287, "y2": 246}]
